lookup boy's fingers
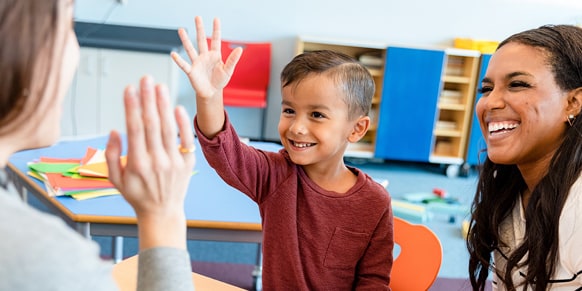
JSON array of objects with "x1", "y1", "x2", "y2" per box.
[
  {"x1": 177, "y1": 28, "x2": 197, "y2": 62},
  {"x1": 210, "y1": 17, "x2": 221, "y2": 52},
  {"x1": 171, "y1": 52, "x2": 191, "y2": 74},
  {"x1": 224, "y1": 47, "x2": 243, "y2": 77},
  {"x1": 195, "y1": 16, "x2": 209, "y2": 54}
]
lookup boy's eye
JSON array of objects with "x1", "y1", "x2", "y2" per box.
[
  {"x1": 311, "y1": 112, "x2": 325, "y2": 118},
  {"x1": 282, "y1": 108, "x2": 294, "y2": 114}
]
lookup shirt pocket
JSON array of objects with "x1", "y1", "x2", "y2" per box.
[{"x1": 324, "y1": 227, "x2": 370, "y2": 269}]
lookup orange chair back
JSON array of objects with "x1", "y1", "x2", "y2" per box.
[
  {"x1": 215, "y1": 39, "x2": 271, "y2": 108},
  {"x1": 391, "y1": 217, "x2": 443, "y2": 291}
]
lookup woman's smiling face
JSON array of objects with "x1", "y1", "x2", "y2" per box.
[{"x1": 476, "y1": 42, "x2": 570, "y2": 168}]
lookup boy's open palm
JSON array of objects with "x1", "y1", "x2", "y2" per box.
[{"x1": 172, "y1": 16, "x2": 242, "y2": 100}]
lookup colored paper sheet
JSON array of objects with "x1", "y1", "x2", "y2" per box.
[
  {"x1": 76, "y1": 149, "x2": 126, "y2": 178},
  {"x1": 28, "y1": 162, "x2": 79, "y2": 174},
  {"x1": 45, "y1": 172, "x2": 114, "y2": 191},
  {"x1": 80, "y1": 147, "x2": 99, "y2": 165},
  {"x1": 27, "y1": 170, "x2": 45, "y2": 182},
  {"x1": 67, "y1": 188, "x2": 120, "y2": 200},
  {"x1": 39, "y1": 157, "x2": 82, "y2": 163},
  {"x1": 77, "y1": 162, "x2": 109, "y2": 178},
  {"x1": 27, "y1": 146, "x2": 192, "y2": 200}
]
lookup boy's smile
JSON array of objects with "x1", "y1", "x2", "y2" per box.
[{"x1": 289, "y1": 140, "x2": 316, "y2": 149}]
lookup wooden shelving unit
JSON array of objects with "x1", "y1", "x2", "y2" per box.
[
  {"x1": 295, "y1": 36, "x2": 387, "y2": 158},
  {"x1": 430, "y1": 48, "x2": 481, "y2": 168}
]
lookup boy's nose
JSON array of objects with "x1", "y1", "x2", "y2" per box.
[{"x1": 289, "y1": 120, "x2": 307, "y2": 135}]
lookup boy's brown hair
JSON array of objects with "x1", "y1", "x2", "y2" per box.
[{"x1": 280, "y1": 50, "x2": 375, "y2": 120}]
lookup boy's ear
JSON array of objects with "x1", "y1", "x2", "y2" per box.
[
  {"x1": 348, "y1": 116, "x2": 370, "y2": 143},
  {"x1": 567, "y1": 87, "x2": 582, "y2": 116}
]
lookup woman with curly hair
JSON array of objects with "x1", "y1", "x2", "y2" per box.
[{"x1": 467, "y1": 24, "x2": 582, "y2": 290}]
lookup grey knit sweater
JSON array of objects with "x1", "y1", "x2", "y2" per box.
[{"x1": 0, "y1": 168, "x2": 194, "y2": 291}]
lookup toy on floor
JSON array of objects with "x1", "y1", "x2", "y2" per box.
[
  {"x1": 393, "y1": 188, "x2": 470, "y2": 224},
  {"x1": 461, "y1": 220, "x2": 471, "y2": 239}
]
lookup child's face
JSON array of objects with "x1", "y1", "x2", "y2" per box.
[{"x1": 278, "y1": 74, "x2": 358, "y2": 169}]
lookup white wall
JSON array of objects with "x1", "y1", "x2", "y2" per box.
[{"x1": 75, "y1": 0, "x2": 582, "y2": 140}]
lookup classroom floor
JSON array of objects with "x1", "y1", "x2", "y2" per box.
[{"x1": 349, "y1": 158, "x2": 479, "y2": 279}]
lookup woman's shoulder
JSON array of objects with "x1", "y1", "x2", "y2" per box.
[
  {"x1": 0, "y1": 190, "x2": 115, "y2": 290},
  {"x1": 558, "y1": 173, "x2": 582, "y2": 242},
  {"x1": 565, "y1": 173, "x2": 582, "y2": 208},
  {"x1": 0, "y1": 189, "x2": 101, "y2": 257}
]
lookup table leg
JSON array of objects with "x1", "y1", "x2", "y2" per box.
[
  {"x1": 76, "y1": 222, "x2": 91, "y2": 238},
  {"x1": 112, "y1": 236, "x2": 124, "y2": 263},
  {"x1": 21, "y1": 186, "x2": 28, "y2": 202},
  {"x1": 252, "y1": 243, "x2": 263, "y2": 291},
  {"x1": 6, "y1": 169, "x2": 27, "y2": 202}
]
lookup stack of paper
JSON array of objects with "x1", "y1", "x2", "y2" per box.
[{"x1": 27, "y1": 147, "x2": 124, "y2": 200}]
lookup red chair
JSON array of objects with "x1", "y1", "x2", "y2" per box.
[
  {"x1": 213, "y1": 39, "x2": 271, "y2": 108},
  {"x1": 391, "y1": 217, "x2": 443, "y2": 291}
]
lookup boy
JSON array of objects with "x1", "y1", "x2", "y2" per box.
[{"x1": 172, "y1": 16, "x2": 393, "y2": 290}]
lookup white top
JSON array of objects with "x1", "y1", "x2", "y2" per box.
[{"x1": 492, "y1": 174, "x2": 582, "y2": 290}]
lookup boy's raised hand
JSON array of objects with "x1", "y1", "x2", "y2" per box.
[{"x1": 171, "y1": 16, "x2": 242, "y2": 101}]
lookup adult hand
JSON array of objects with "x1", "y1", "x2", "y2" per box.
[{"x1": 105, "y1": 75, "x2": 195, "y2": 250}]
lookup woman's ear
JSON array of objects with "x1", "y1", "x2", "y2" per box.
[
  {"x1": 348, "y1": 116, "x2": 370, "y2": 143},
  {"x1": 566, "y1": 87, "x2": 582, "y2": 116}
]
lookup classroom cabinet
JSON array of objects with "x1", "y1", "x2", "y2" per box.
[
  {"x1": 61, "y1": 47, "x2": 179, "y2": 137},
  {"x1": 375, "y1": 47, "x2": 444, "y2": 162},
  {"x1": 295, "y1": 36, "x2": 387, "y2": 158},
  {"x1": 375, "y1": 46, "x2": 481, "y2": 176},
  {"x1": 465, "y1": 53, "x2": 492, "y2": 167}
]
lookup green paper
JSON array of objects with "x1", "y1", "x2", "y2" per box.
[{"x1": 28, "y1": 163, "x2": 78, "y2": 174}]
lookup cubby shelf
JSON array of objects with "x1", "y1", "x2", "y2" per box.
[{"x1": 431, "y1": 49, "x2": 480, "y2": 161}]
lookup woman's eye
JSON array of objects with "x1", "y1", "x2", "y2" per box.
[
  {"x1": 477, "y1": 86, "x2": 492, "y2": 94},
  {"x1": 509, "y1": 81, "x2": 531, "y2": 89}
]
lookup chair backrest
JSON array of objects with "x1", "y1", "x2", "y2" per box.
[
  {"x1": 391, "y1": 217, "x2": 443, "y2": 291},
  {"x1": 216, "y1": 39, "x2": 271, "y2": 108}
]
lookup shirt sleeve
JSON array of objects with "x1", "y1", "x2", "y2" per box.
[
  {"x1": 194, "y1": 112, "x2": 290, "y2": 203},
  {"x1": 137, "y1": 248, "x2": 194, "y2": 291}
]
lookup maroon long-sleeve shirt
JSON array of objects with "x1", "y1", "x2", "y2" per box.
[{"x1": 195, "y1": 114, "x2": 393, "y2": 290}]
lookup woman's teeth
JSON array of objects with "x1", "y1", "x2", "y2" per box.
[{"x1": 488, "y1": 122, "x2": 519, "y2": 134}]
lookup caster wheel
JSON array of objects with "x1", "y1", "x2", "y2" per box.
[
  {"x1": 459, "y1": 163, "x2": 471, "y2": 177},
  {"x1": 445, "y1": 164, "x2": 460, "y2": 178}
]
